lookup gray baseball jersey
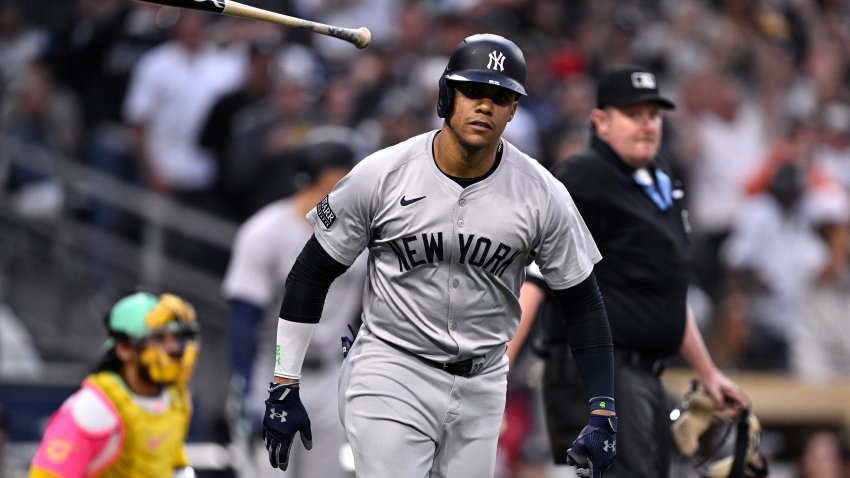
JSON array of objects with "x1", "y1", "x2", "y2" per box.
[
  {"x1": 307, "y1": 130, "x2": 601, "y2": 361},
  {"x1": 223, "y1": 198, "x2": 365, "y2": 478}
]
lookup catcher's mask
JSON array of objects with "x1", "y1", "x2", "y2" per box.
[
  {"x1": 670, "y1": 381, "x2": 768, "y2": 478},
  {"x1": 436, "y1": 33, "x2": 527, "y2": 118},
  {"x1": 105, "y1": 292, "x2": 200, "y2": 385}
]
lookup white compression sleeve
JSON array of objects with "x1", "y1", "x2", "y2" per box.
[{"x1": 274, "y1": 319, "x2": 317, "y2": 380}]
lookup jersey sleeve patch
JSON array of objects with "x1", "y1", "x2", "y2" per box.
[{"x1": 316, "y1": 195, "x2": 337, "y2": 229}]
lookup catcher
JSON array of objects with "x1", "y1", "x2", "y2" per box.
[{"x1": 29, "y1": 292, "x2": 200, "y2": 478}]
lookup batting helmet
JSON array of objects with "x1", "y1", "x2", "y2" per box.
[
  {"x1": 436, "y1": 33, "x2": 527, "y2": 118},
  {"x1": 290, "y1": 136, "x2": 357, "y2": 190}
]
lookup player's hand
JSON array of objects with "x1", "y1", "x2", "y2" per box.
[
  {"x1": 567, "y1": 414, "x2": 617, "y2": 477},
  {"x1": 262, "y1": 381, "x2": 312, "y2": 470}
]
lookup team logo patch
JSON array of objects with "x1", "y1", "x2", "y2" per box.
[
  {"x1": 45, "y1": 438, "x2": 74, "y2": 462},
  {"x1": 316, "y1": 195, "x2": 336, "y2": 228},
  {"x1": 487, "y1": 50, "x2": 505, "y2": 71},
  {"x1": 631, "y1": 72, "x2": 656, "y2": 89}
]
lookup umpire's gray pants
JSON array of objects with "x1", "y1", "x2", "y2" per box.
[
  {"x1": 339, "y1": 326, "x2": 508, "y2": 478},
  {"x1": 603, "y1": 352, "x2": 699, "y2": 478}
]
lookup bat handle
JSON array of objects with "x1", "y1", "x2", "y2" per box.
[
  {"x1": 323, "y1": 24, "x2": 371, "y2": 49},
  {"x1": 223, "y1": 0, "x2": 371, "y2": 49}
]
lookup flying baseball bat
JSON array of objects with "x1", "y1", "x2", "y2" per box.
[{"x1": 137, "y1": 0, "x2": 372, "y2": 49}]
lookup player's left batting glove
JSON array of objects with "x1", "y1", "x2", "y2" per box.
[
  {"x1": 262, "y1": 381, "x2": 312, "y2": 470},
  {"x1": 567, "y1": 414, "x2": 618, "y2": 478}
]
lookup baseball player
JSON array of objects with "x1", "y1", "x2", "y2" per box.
[
  {"x1": 29, "y1": 292, "x2": 200, "y2": 478},
  {"x1": 261, "y1": 34, "x2": 617, "y2": 478},
  {"x1": 223, "y1": 137, "x2": 366, "y2": 478}
]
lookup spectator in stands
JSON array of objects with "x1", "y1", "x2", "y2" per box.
[
  {"x1": 722, "y1": 161, "x2": 830, "y2": 370},
  {"x1": 813, "y1": 102, "x2": 850, "y2": 193},
  {"x1": 218, "y1": 44, "x2": 322, "y2": 218},
  {"x1": 0, "y1": 1, "x2": 48, "y2": 95},
  {"x1": 0, "y1": 59, "x2": 82, "y2": 219},
  {"x1": 540, "y1": 72, "x2": 596, "y2": 169},
  {"x1": 53, "y1": 0, "x2": 165, "y2": 238},
  {"x1": 682, "y1": 66, "x2": 770, "y2": 301},
  {"x1": 791, "y1": 160, "x2": 850, "y2": 381},
  {"x1": 198, "y1": 38, "x2": 279, "y2": 222},
  {"x1": 123, "y1": 9, "x2": 247, "y2": 273},
  {"x1": 703, "y1": 290, "x2": 752, "y2": 371},
  {"x1": 797, "y1": 429, "x2": 845, "y2": 478},
  {"x1": 123, "y1": 9, "x2": 245, "y2": 200}
]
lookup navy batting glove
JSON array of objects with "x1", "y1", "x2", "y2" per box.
[
  {"x1": 567, "y1": 414, "x2": 618, "y2": 478},
  {"x1": 262, "y1": 382, "x2": 312, "y2": 470}
]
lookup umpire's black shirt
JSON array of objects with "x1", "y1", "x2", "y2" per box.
[{"x1": 551, "y1": 134, "x2": 690, "y2": 359}]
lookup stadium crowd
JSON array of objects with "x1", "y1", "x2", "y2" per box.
[{"x1": 1, "y1": 0, "x2": 849, "y2": 477}]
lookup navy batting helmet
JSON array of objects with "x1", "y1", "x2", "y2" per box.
[
  {"x1": 436, "y1": 33, "x2": 527, "y2": 118},
  {"x1": 291, "y1": 139, "x2": 356, "y2": 190}
]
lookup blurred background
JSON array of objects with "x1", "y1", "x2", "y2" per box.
[{"x1": 0, "y1": 0, "x2": 848, "y2": 477}]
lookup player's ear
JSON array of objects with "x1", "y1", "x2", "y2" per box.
[
  {"x1": 115, "y1": 341, "x2": 135, "y2": 362},
  {"x1": 590, "y1": 108, "x2": 608, "y2": 134}
]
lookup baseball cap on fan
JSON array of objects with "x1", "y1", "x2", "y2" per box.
[{"x1": 596, "y1": 65, "x2": 675, "y2": 110}]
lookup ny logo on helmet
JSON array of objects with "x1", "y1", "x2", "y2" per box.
[
  {"x1": 603, "y1": 439, "x2": 616, "y2": 453},
  {"x1": 487, "y1": 51, "x2": 505, "y2": 71},
  {"x1": 631, "y1": 72, "x2": 656, "y2": 89},
  {"x1": 269, "y1": 408, "x2": 288, "y2": 423}
]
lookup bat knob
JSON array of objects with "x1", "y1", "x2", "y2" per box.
[{"x1": 354, "y1": 27, "x2": 372, "y2": 49}]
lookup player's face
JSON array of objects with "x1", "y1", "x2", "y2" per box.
[
  {"x1": 449, "y1": 82, "x2": 518, "y2": 150},
  {"x1": 593, "y1": 102, "x2": 663, "y2": 168},
  {"x1": 119, "y1": 330, "x2": 195, "y2": 395}
]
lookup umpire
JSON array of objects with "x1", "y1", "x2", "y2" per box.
[{"x1": 541, "y1": 65, "x2": 748, "y2": 477}]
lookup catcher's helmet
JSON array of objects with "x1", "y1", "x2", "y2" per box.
[
  {"x1": 436, "y1": 33, "x2": 527, "y2": 118},
  {"x1": 671, "y1": 382, "x2": 768, "y2": 478},
  {"x1": 105, "y1": 292, "x2": 200, "y2": 385}
]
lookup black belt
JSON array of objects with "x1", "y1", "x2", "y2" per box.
[
  {"x1": 615, "y1": 348, "x2": 666, "y2": 376},
  {"x1": 378, "y1": 336, "x2": 486, "y2": 377}
]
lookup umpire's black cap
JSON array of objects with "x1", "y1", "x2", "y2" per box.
[{"x1": 596, "y1": 65, "x2": 675, "y2": 110}]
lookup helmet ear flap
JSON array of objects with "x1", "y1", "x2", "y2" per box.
[{"x1": 437, "y1": 75, "x2": 453, "y2": 118}]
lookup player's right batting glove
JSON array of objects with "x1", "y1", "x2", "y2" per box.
[
  {"x1": 262, "y1": 381, "x2": 312, "y2": 470},
  {"x1": 567, "y1": 414, "x2": 618, "y2": 478}
]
